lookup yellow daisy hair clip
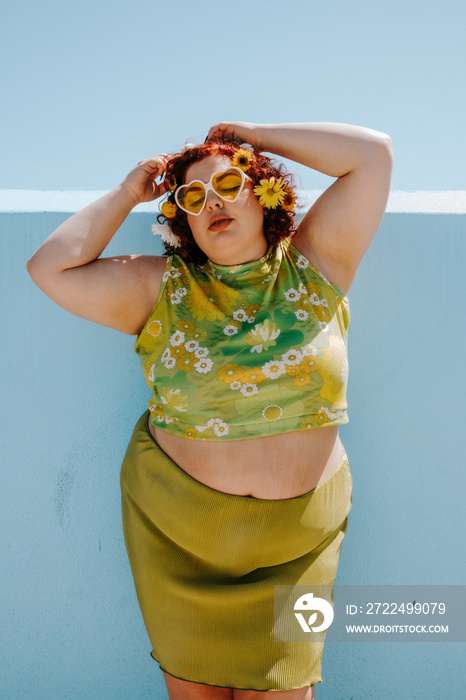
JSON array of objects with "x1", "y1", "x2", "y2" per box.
[
  {"x1": 253, "y1": 177, "x2": 286, "y2": 209},
  {"x1": 232, "y1": 147, "x2": 253, "y2": 172}
]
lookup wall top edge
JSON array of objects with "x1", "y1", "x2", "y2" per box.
[{"x1": 1, "y1": 189, "x2": 466, "y2": 214}]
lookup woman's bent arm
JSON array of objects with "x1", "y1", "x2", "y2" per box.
[
  {"x1": 208, "y1": 121, "x2": 393, "y2": 295},
  {"x1": 27, "y1": 157, "x2": 168, "y2": 334}
]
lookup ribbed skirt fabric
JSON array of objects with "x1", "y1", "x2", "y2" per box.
[{"x1": 120, "y1": 411, "x2": 353, "y2": 692}]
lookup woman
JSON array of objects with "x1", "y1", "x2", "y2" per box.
[{"x1": 27, "y1": 121, "x2": 393, "y2": 699}]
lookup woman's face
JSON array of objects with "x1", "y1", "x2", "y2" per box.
[{"x1": 183, "y1": 154, "x2": 266, "y2": 265}]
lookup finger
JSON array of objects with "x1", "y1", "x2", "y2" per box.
[
  {"x1": 143, "y1": 178, "x2": 168, "y2": 203},
  {"x1": 148, "y1": 154, "x2": 169, "y2": 167},
  {"x1": 142, "y1": 156, "x2": 169, "y2": 178},
  {"x1": 138, "y1": 154, "x2": 168, "y2": 169},
  {"x1": 157, "y1": 180, "x2": 169, "y2": 197}
]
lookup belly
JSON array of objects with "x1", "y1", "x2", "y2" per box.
[{"x1": 149, "y1": 417, "x2": 344, "y2": 499}]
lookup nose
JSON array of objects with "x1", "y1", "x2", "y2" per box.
[{"x1": 205, "y1": 189, "x2": 223, "y2": 211}]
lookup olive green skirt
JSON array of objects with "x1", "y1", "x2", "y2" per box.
[{"x1": 120, "y1": 411, "x2": 353, "y2": 692}]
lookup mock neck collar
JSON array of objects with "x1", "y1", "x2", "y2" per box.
[{"x1": 201, "y1": 244, "x2": 275, "y2": 282}]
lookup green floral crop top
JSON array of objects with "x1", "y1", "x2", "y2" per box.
[{"x1": 134, "y1": 237, "x2": 350, "y2": 440}]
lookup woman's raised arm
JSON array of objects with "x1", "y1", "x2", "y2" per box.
[
  {"x1": 26, "y1": 156, "x2": 169, "y2": 335},
  {"x1": 208, "y1": 122, "x2": 393, "y2": 296}
]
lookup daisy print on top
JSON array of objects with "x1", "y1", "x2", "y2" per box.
[{"x1": 134, "y1": 238, "x2": 350, "y2": 441}]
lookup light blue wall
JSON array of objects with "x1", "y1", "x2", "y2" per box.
[{"x1": 1, "y1": 202, "x2": 465, "y2": 699}]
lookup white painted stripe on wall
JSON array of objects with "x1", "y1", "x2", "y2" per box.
[
  {"x1": 299, "y1": 190, "x2": 466, "y2": 214},
  {"x1": 0, "y1": 190, "x2": 110, "y2": 213},
  {"x1": 1, "y1": 189, "x2": 466, "y2": 214}
]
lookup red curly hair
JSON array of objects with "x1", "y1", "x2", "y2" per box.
[{"x1": 157, "y1": 138, "x2": 297, "y2": 264}]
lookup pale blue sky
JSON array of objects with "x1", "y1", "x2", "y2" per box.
[{"x1": 1, "y1": 0, "x2": 464, "y2": 192}]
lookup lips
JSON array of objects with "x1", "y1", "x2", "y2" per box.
[{"x1": 208, "y1": 215, "x2": 233, "y2": 232}]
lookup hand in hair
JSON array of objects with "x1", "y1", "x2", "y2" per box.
[
  {"x1": 122, "y1": 154, "x2": 170, "y2": 206},
  {"x1": 206, "y1": 122, "x2": 262, "y2": 150}
]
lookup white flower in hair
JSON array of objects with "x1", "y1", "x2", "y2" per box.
[
  {"x1": 151, "y1": 223, "x2": 181, "y2": 248},
  {"x1": 239, "y1": 142, "x2": 255, "y2": 153},
  {"x1": 181, "y1": 142, "x2": 196, "y2": 153}
]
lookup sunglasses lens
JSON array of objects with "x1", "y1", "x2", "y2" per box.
[
  {"x1": 212, "y1": 169, "x2": 244, "y2": 200},
  {"x1": 176, "y1": 168, "x2": 245, "y2": 214},
  {"x1": 177, "y1": 183, "x2": 205, "y2": 214}
]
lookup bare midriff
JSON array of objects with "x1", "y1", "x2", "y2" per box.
[{"x1": 149, "y1": 418, "x2": 344, "y2": 500}]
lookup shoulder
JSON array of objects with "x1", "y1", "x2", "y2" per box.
[
  {"x1": 289, "y1": 231, "x2": 351, "y2": 297},
  {"x1": 126, "y1": 255, "x2": 171, "y2": 335},
  {"x1": 127, "y1": 254, "x2": 169, "y2": 302}
]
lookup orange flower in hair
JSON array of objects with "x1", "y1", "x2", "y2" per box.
[
  {"x1": 165, "y1": 174, "x2": 178, "y2": 192},
  {"x1": 282, "y1": 190, "x2": 296, "y2": 212},
  {"x1": 161, "y1": 200, "x2": 178, "y2": 219}
]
